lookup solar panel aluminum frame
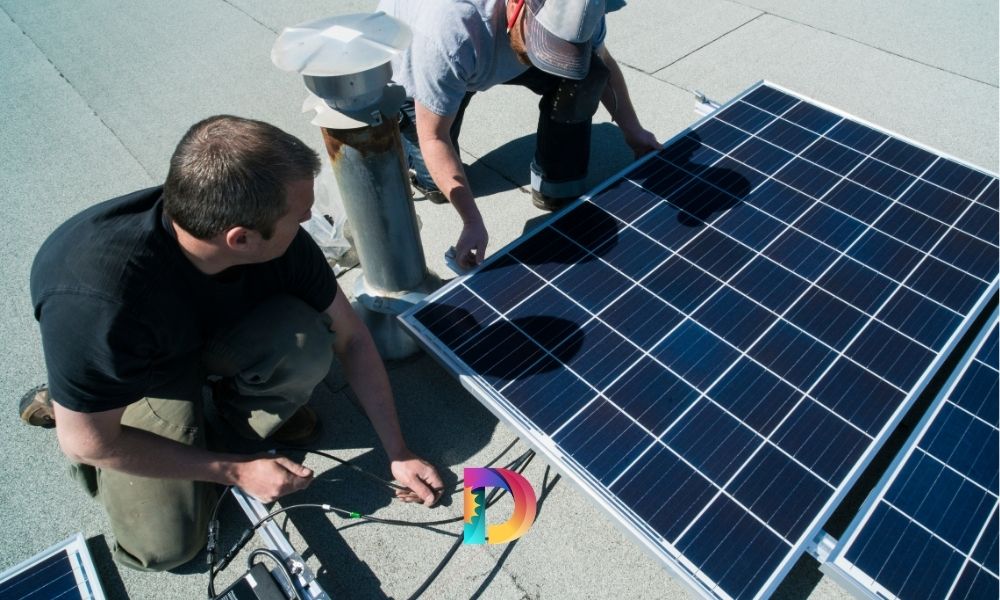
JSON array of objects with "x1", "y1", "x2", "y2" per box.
[
  {"x1": 0, "y1": 532, "x2": 106, "y2": 600},
  {"x1": 821, "y1": 308, "x2": 1000, "y2": 600},
  {"x1": 398, "y1": 80, "x2": 1000, "y2": 599},
  {"x1": 231, "y1": 487, "x2": 332, "y2": 600}
]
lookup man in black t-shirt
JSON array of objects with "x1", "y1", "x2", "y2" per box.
[{"x1": 27, "y1": 115, "x2": 443, "y2": 571}]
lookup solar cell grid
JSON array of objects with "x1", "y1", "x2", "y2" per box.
[
  {"x1": 402, "y1": 82, "x2": 1000, "y2": 599},
  {"x1": 829, "y1": 314, "x2": 999, "y2": 600},
  {"x1": 0, "y1": 537, "x2": 106, "y2": 600},
  {"x1": 0, "y1": 549, "x2": 86, "y2": 600}
]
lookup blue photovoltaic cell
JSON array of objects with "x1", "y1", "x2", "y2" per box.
[
  {"x1": 0, "y1": 549, "x2": 83, "y2": 600},
  {"x1": 403, "y1": 83, "x2": 1000, "y2": 600},
  {"x1": 834, "y1": 316, "x2": 999, "y2": 600},
  {"x1": 923, "y1": 159, "x2": 995, "y2": 199},
  {"x1": 825, "y1": 119, "x2": 889, "y2": 154}
]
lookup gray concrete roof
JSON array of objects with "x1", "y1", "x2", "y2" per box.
[{"x1": 0, "y1": 1, "x2": 996, "y2": 599}]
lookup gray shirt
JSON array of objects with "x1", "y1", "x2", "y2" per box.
[{"x1": 378, "y1": 0, "x2": 606, "y2": 116}]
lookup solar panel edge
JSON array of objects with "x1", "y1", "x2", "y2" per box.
[
  {"x1": 0, "y1": 532, "x2": 104, "y2": 600},
  {"x1": 819, "y1": 557, "x2": 898, "y2": 600},
  {"x1": 759, "y1": 81, "x2": 999, "y2": 182},
  {"x1": 824, "y1": 307, "x2": 1000, "y2": 598}
]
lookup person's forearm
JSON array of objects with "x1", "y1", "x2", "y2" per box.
[
  {"x1": 66, "y1": 425, "x2": 242, "y2": 485},
  {"x1": 599, "y1": 50, "x2": 642, "y2": 133},
  {"x1": 419, "y1": 136, "x2": 482, "y2": 226},
  {"x1": 54, "y1": 401, "x2": 312, "y2": 502},
  {"x1": 336, "y1": 329, "x2": 410, "y2": 460}
]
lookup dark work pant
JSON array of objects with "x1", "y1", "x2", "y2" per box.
[{"x1": 399, "y1": 66, "x2": 595, "y2": 199}]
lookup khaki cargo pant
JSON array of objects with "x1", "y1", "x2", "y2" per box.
[{"x1": 69, "y1": 295, "x2": 335, "y2": 571}]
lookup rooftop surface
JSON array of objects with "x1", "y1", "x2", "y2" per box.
[{"x1": 0, "y1": 1, "x2": 996, "y2": 599}]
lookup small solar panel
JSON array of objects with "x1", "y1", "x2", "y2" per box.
[
  {"x1": 0, "y1": 533, "x2": 105, "y2": 600},
  {"x1": 826, "y1": 312, "x2": 999, "y2": 600},
  {"x1": 400, "y1": 82, "x2": 1000, "y2": 599}
]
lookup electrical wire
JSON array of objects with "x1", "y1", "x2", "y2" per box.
[
  {"x1": 284, "y1": 444, "x2": 533, "y2": 504},
  {"x1": 285, "y1": 437, "x2": 523, "y2": 496},
  {"x1": 206, "y1": 485, "x2": 232, "y2": 599},
  {"x1": 306, "y1": 448, "x2": 401, "y2": 486},
  {"x1": 468, "y1": 465, "x2": 558, "y2": 600},
  {"x1": 405, "y1": 449, "x2": 536, "y2": 600},
  {"x1": 406, "y1": 535, "x2": 463, "y2": 600},
  {"x1": 334, "y1": 449, "x2": 537, "y2": 532},
  {"x1": 208, "y1": 503, "x2": 342, "y2": 598},
  {"x1": 207, "y1": 443, "x2": 535, "y2": 598},
  {"x1": 247, "y1": 547, "x2": 302, "y2": 600},
  {"x1": 211, "y1": 494, "x2": 468, "y2": 598}
]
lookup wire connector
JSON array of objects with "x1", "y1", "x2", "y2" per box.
[
  {"x1": 205, "y1": 519, "x2": 219, "y2": 567},
  {"x1": 216, "y1": 528, "x2": 253, "y2": 572}
]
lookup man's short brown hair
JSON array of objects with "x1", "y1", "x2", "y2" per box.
[{"x1": 164, "y1": 115, "x2": 321, "y2": 240}]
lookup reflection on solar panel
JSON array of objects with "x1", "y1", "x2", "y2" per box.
[
  {"x1": 400, "y1": 82, "x2": 1000, "y2": 599},
  {"x1": 827, "y1": 313, "x2": 999, "y2": 600},
  {"x1": 0, "y1": 533, "x2": 105, "y2": 599}
]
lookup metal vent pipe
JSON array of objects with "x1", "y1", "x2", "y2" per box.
[{"x1": 273, "y1": 13, "x2": 439, "y2": 359}]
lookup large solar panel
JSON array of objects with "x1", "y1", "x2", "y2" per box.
[
  {"x1": 400, "y1": 82, "x2": 1000, "y2": 599},
  {"x1": 825, "y1": 312, "x2": 999, "y2": 600}
]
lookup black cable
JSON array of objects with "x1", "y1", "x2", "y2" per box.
[
  {"x1": 483, "y1": 438, "x2": 521, "y2": 468},
  {"x1": 405, "y1": 535, "x2": 463, "y2": 600},
  {"x1": 247, "y1": 547, "x2": 302, "y2": 600},
  {"x1": 346, "y1": 515, "x2": 460, "y2": 537},
  {"x1": 286, "y1": 448, "x2": 407, "y2": 491},
  {"x1": 404, "y1": 449, "x2": 536, "y2": 600},
  {"x1": 208, "y1": 444, "x2": 536, "y2": 597},
  {"x1": 451, "y1": 437, "x2": 522, "y2": 489},
  {"x1": 222, "y1": 449, "x2": 537, "y2": 597},
  {"x1": 208, "y1": 503, "x2": 339, "y2": 599},
  {"x1": 213, "y1": 494, "x2": 478, "y2": 580},
  {"x1": 469, "y1": 466, "x2": 559, "y2": 600},
  {"x1": 335, "y1": 450, "x2": 537, "y2": 532},
  {"x1": 279, "y1": 439, "x2": 528, "y2": 499},
  {"x1": 206, "y1": 485, "x2": 232, "y2": 599}
]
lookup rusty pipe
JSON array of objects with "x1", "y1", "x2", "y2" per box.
[{"x1": 320, "y1": 119, "x2": 427, "y2": 294}]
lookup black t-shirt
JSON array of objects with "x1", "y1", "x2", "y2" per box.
[{"x1": 30, "y1": 186, "x2": 338, "y2": 413}]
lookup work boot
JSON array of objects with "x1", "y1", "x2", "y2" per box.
[
  {"x1": 268, "y1": 405, "x2": 322, "y2": 447},
  {"x1": 211, "y1": 380, "x2": 321, "y2": 447},
  {"x1": 19, "y1": 384, "x2": 55, "y2": 428},
  {"x1": 409, "y1": 169, "x2": 449, "y2": 204},
  {"x1": 531, "y1": 189, "x2": 576, "y2": 212}
]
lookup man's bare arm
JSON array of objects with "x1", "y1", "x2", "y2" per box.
[
  {"x1": 324, "y1": 289, "x2": 444, "y2": 505},
  {"x1": 414, "y1": 101, "x2": 488, "y2": 269},
  {"x1": 597, "y1": 46, "x2": 660, "y2": 157},
  {"x1": 53, "y1": 402, "x2": 312, "y2": 502}
]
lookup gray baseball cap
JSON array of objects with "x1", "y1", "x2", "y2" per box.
[{"x1": 523, "y1": 0, "x2": 606, "y2": 80}]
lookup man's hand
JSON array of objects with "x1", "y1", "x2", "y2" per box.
[
  {"x1": 622, "y1": 125, "x2": 660, "y2": 158},
  {"x1": 325, "y1": 292, "x2": 444, "y2": 507},
  {"x1": 455, "y1": 219, "x2": 488, "y2": 270},
  {"x1": 233, "y1": 455, "x2": 313, "y2": 503},
  {"x1": 391, "y1": 451, "x2": 444, "y2": 506}
]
